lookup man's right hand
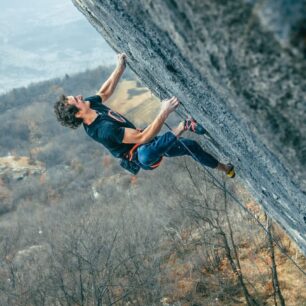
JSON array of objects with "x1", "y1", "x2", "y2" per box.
[
  {"x1": 122, "y1": 96, "x2": 179, "y2": 144},
  {"x1": 160, "y1": 96, "x2": 179, "y2": 115}
]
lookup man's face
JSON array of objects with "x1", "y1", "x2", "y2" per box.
[{"x1": 66, "y1": 95, "x2": 90, "y2": 116}]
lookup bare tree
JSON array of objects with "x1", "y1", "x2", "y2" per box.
[{"x1": 265, "y1": 213, "x2": 286, "y2": 306}]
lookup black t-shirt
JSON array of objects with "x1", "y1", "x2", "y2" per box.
[{"x1": 83, "y1": 95, "x2": 136, "y2": 158}]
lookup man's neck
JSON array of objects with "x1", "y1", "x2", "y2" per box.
[{"x1": 83, "y1": 109, "x2": 98, "y2": 125}]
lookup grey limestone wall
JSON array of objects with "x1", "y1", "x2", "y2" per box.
[{"x1": 72, "y1": 0, "x2": 306, "y2": 254}]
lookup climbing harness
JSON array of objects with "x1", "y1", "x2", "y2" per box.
[{"x1": 120, "y1": 143, "x2": 163, "y2": 175}]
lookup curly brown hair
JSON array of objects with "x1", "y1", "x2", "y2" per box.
[{"x1": 54, "y1": 95, "x2": 83, "y2": 129}]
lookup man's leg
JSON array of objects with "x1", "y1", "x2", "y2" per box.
[
  {"x1": 137, "y1": 120, "x2": 199, "y2": 166},
  {"x1": 165, "y1": 137, "x2": 235, "y2": 174},
  {"x1": 164, "y1": 137, "x2": 218, "y2": 168},
  {"x1": 137, "y1": 121, "x2": 200, "y2": 166},
  {"x1": 137, "y1": 131, "x2": 178, "y2": 166},
  {"x1": 138, "y1": 121, "x2": 233, "y2": 175},
  {"x1": 169, "y1": 122, "x2": 232, "y2": 174}
]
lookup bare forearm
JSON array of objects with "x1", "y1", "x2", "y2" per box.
[
  {"x1": 99, "y1": 66, "x2": 124, "y2": 97},
  {"x1": 122, "y1": 96, "x2": 179, "y2": 144},
  {"x1": 139, "y1": 110, "x2": 169, "y2": 143}
]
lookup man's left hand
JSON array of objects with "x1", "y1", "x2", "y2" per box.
[{"x1": 117, "y1": 53, "x2": 127, "y2": 70}]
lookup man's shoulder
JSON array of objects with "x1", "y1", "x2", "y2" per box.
[
  {"x1": 85, "y1": 94, "x2": 102, "y2": 105},
  {"x1": 85, "y1": 119, "x2": 119, "y2": 133},
  {"x1": 86, "y1": 95, "x2": 110, "y2": 115}
]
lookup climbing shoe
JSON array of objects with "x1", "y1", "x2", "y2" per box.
[
  {"x1": 184, "y1": 118, "x2": 207, "y2": 135},
  {"x1": 226, "y1": 163, "x2": 236, "y2": 178}
]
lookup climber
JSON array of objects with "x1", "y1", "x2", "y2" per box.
[{"x1": 54, "y1": 53, "x2": 235, "y2": 177}]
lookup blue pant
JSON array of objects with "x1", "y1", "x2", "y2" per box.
[{"x1": 136, "y1": 131, "x2": 218, "y2": 170}]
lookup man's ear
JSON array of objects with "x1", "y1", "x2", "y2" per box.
[{"x1": 75, "y1": 111, "x2": 82, "y2": 118}]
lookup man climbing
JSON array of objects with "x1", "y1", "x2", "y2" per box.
[{"x1": 54, "y1": 53, "x2": 235, "y2": 177}]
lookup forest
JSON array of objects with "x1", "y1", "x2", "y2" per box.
[{"x1": 0, "y1": 66, "x2": 305, "y2": 306}]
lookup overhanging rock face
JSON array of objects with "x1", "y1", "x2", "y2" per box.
[{"x1": 72, "y1": 0, "x2": 306, "y2": 254}]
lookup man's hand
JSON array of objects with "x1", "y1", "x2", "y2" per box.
[
  {"x1": 160, "y1": 96, "x2": 179, "y2": 115},
  {"x1": 97, "y1": 53, "x2": 127, "y2": 102},
  {"x1": 117, "y1": 53, "x2": 127, "y2": 70},
  {"x1": 122, "y1": 96, "x2": 179, "y2": 144}
]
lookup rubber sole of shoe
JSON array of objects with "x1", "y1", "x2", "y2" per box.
[{"x1": 226, "y1": 164, "x2": 236, "y2": 178}]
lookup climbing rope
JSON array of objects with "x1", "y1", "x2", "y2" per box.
[{"x1": 162, "y1": 119, "x2": 306, "y2": 277}]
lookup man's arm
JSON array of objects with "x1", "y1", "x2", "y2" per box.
[
  {"x1": 97, "y1": 53, "x2": 126, "y2": 102},
  {"x1": 122, "y1": 97, "x2": 179, "y2": 144}
]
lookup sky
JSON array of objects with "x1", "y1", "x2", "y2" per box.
[{"x1": 0, "y1": 0, "x2": 116, "y2": 94}]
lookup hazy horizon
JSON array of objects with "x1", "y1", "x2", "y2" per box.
[{"x1": 0, "y1": 0, "x2": 116, "y2": 94}]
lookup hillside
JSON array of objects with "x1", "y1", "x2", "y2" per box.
[{"x1": 0, "y1": 66, "x2": 305, "y2": 305}]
